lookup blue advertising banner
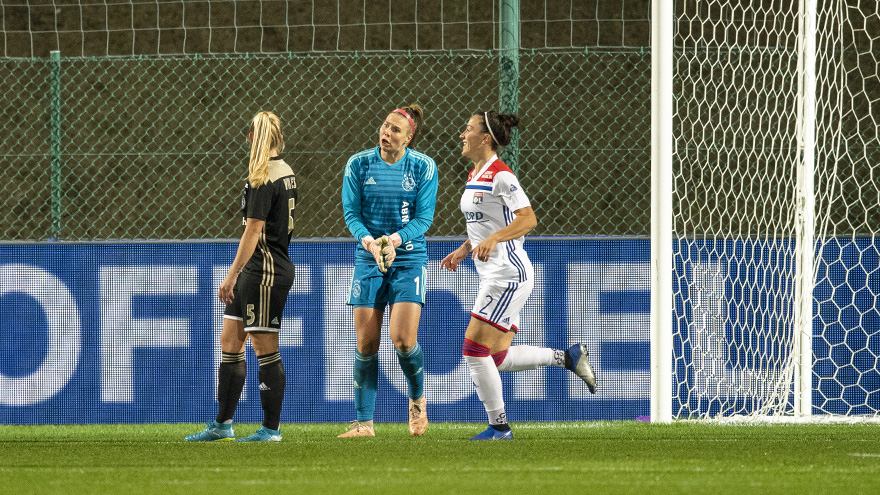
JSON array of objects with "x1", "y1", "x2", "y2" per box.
[
  {"x1": 2, "y1": 239, "x2": 876, "y2": 424},
  {"x1": 0, "y1": 240, "x2": 650, "y2": 424}
]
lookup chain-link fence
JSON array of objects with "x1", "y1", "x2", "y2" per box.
[{"x1": 0, "y1": 49, "x2": 650, "y2": 241}]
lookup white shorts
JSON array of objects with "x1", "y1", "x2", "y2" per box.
[{"x1": 470, "y1": 279, "x2": 534, "y2": 333}]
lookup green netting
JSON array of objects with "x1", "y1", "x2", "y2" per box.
[{"x1": 0, "y1": 50, "x2": 651, "y2": 241}]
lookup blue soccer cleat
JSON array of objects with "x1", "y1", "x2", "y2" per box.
[
  {"x1": 566, "y1": 343, "x2": 597, "y2": 394},
  {"x1": 235, "y1": 426, "x2": 282, "y2": 442},
  {"x1": 470, "y1": 426, "x2": 514, "y2": 441},
  {"x1": 185, "y1": 421, "x2": 235, "y2": 442}
]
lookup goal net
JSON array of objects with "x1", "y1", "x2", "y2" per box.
[{"x1": 670, "y1": 0, "x2": 880, "y2": 421}]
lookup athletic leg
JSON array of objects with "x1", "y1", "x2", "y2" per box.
[
  {"x1": 185, "y1": 317, "x2": 245, "y2": 441},
  {"x1": 250, "y1": 332, "x2": 284, "y2": 431},
  {"x1": 493, "y1": 345, "x2": 565, "y2": 371},
  {"x1": 464, "y1": 318, "x2": 514, "y2": 440},
  {"x1": 217, "y1": 317, "x2": 248, "y2": 421},
  {"x1": 388, "y1": 302, "x2": 424, "y2": 399},
  {"x1": 388, "y1": 302, "x2": 427, "y2": 435},
  {"x1": 338, "y1": 306, "x2": 382, "y2": 437}
]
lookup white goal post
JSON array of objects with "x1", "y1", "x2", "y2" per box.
[{"x1": 653, "y1": 0, "x2": 880, "y2": 422}]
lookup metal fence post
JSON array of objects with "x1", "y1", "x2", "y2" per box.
[
  {"x1": 50, "y1": 50, "x2": 62, "y2": 240},
  {"x1": 499, "y1": 0, "x2": 519, "y2": 173}
]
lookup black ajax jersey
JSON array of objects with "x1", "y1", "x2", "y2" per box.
[{"x1": 240, "y1": 157, "x2": 298, "y2": 286}]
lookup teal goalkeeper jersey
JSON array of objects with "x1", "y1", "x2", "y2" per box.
[{"x1": 342, "y1": 147, "x2": 438, "y2": 266}]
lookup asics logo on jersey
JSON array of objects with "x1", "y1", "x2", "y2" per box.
[
  {"x1": 402, "y1": 174, "x2": 415, "y2": 191},
  {"x1": 365, "y1": 177, "x2": 377, "y2": 185}
]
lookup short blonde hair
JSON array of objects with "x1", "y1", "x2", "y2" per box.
[{"x1": 249, "y1": 111, "x2": 284, "y2": 188}]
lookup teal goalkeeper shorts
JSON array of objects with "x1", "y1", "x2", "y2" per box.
[{"x1": 346, "y1": 261, "x2": 427, "y2": 309}]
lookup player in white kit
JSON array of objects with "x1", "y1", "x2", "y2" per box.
[{"x1": 441, "y1": 111, "x2": 597, "y2": 440}]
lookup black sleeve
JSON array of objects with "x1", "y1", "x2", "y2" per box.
[{"x1": 245, "y1": 181, "x2": 274, "y2": 221}]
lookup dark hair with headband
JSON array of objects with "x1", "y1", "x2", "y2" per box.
[
  {"x1": 479, "y1": 111, "x2": 519, "y2": 151},
  {"x1": 393, "y1": 104, "x2": 425, "y2": 148}
]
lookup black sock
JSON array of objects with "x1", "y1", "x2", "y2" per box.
[
  {"x1": 216, "y1": 352, "x2": 247, "y2": 423},
  {"x1": 491, "y1": 423, "x2": 511, "y2": 432},
  {"x1": 257, "y1": 352, "x2": 285, "y2": 431},
  {"x1": 564, "y1": 350, "x2": 573, "y2": 369}
]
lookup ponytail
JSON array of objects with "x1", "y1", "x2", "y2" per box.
[
  {"x1": 480, "y1": 111, "x2": 520, "y2": 151},
  {"x1": 248, "y1": 111, "x2": 284, "y2": 188},
  {"x1": 399, "y1": 104, "x2": 425, "y2": 148}
]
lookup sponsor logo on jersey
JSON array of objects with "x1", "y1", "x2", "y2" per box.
[
  {"x1": 480, "y1": 171, "x2": 495, "y2": 181},
  {"x1": 365, "y1": 177, "x2": 376, "y2": 185},
  {"x1": 473, "y1": 191, "x2": 483, "y2": 204},
  {"x1": 402, "y1": 174, "x2": 415, "y2": 191},
  {"x1": 401, "y1": 201, "x2": 410, "y2": 223},
  {"x1": 510, "y1": 185, "x2": 518, "y2": 192}
]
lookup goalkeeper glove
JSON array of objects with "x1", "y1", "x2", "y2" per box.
[{"x1": 376, "y1": 236, "x2": 396, "y2": 273}]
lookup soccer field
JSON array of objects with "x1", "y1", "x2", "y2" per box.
[{"x1": 1, "y1": 422, "x2": 878, "y2": 495}]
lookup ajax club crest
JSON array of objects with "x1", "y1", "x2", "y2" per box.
[{"x1": 402, "y1": 174, "x2": 416, "y2": 192}]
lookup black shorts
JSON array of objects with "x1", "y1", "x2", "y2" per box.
[{"x1": 223, "y1": 273, "x2": 292, "y2": 332}]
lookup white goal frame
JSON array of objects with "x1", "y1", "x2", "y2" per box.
[{"x1": 649, "y1": 0, "x2": 861, "y2": 423}]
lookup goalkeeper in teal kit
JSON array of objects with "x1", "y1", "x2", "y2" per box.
[{"x1": 339, "y1": 104, "x2": 438, "y2": 437}]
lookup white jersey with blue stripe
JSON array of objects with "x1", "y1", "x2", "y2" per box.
[
  {"x1": 342, "y1": 146, "x2": 438, "y2": 266},
  {"x1": 459, "y1": 155, "x2": 534, "y2": 283}
]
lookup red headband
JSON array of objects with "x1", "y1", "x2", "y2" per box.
[{"x1": 393, "y1": 108, "x2": 416, "y2": 134}]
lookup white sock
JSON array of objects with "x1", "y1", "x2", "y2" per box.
[
  {"x1": 465, "y1": 355, "x2": 506, "y2": 424},
  {"x1": 496, "y1": 346, "x2": 565, "y2": 372}
]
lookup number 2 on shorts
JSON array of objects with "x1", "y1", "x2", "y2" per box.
[{"x1": 478, "y1": 295, "x2": 494, "y2": 315}]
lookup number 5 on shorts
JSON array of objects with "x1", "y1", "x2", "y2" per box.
[{"x1": 246, "y1": 304, "x2": 255, "y2": 325}]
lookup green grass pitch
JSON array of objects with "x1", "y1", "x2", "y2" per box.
[{"x1": 1, "y1": 422, "x2": 879, "y2": 495}]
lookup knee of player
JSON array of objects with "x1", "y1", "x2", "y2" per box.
[
  {"x1": 356, "y1": 339, "x2": 381, "y2": 355},
  {"x1": 462, "y1": 338, "x2": 490, "y2": 358}
]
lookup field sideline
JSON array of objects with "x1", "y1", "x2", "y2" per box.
[{"x1": 1, "y1": 422, "x2": 878, "y2": 495}]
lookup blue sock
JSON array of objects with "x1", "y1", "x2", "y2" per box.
[
  {"x1": 353, "y1": 351, "x2": 379, "y2": 422},
  {"x1": 395, "y1": 342, "x2": 424, "y2": 400}
]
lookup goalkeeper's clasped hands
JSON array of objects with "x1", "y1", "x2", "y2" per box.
[{"x1": 361, "y1": 233, "x2": 401, "y2": 273}]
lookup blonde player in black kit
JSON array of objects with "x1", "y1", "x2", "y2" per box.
[{"x1": 186, "y1": 111, "x2": 298, "y2": 442}]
